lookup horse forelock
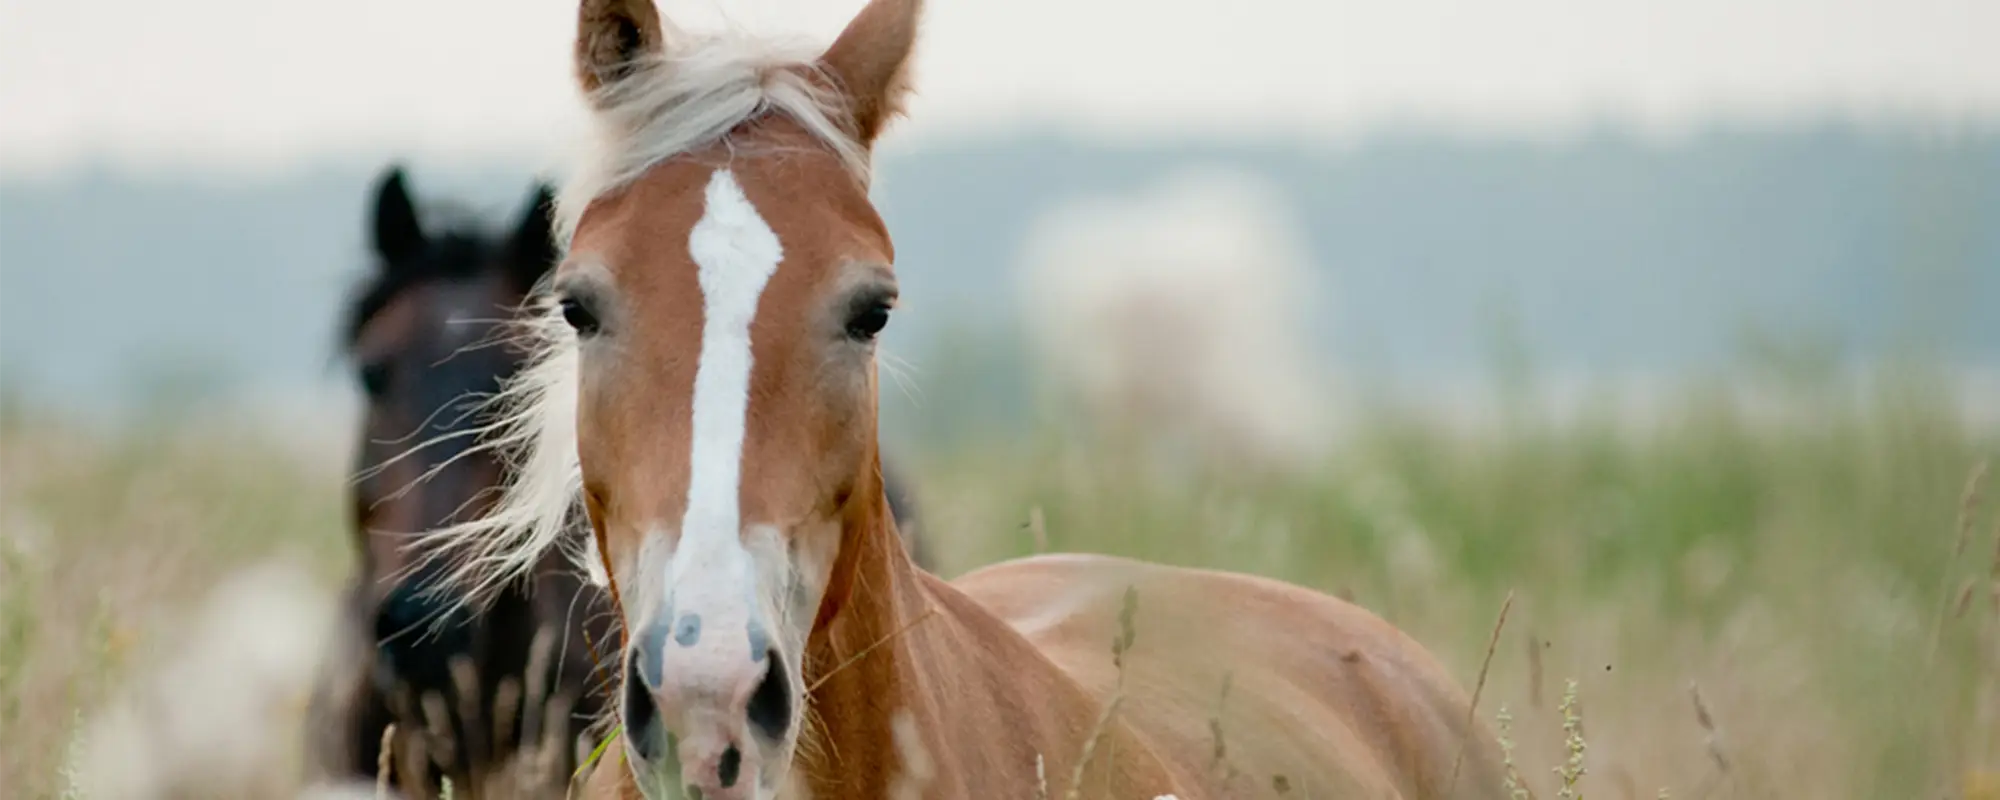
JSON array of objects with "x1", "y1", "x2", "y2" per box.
[{"x1": 551, "y1": 28, "x2": 869, "y2": 246}]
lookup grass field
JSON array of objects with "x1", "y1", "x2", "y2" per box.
[{"x1": 2, "y1": 365, "x2": 1997, "y2": 798}]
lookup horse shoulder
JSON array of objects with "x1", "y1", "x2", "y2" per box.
[{"x1": 904, "y1": 567, "x2": 1200, "y2": 797}]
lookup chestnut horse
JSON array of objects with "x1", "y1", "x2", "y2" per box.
[
  {"x1": 313, "y1": 167, "x2": 930, "y2": 797},
  {"x1": 428, "y1": 0, "x2": 1509, "y2": 797}
]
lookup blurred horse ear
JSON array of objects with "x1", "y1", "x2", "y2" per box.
[
  {"x1": 821, "y1": 0, "x2": 923, "y2": 144},
  {"x1": 507, "y1": 183, "x2": 559, "y2": 293},
  {"x1": 371, "y1": 165, "x2": 426, "y2": 266},
  {"x1": 575, "y1": 0, "x2": 665, "y2": 100}
]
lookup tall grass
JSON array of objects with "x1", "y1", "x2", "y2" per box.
[
  {"x1": 2, "y1": 364, "x2": 1995, "y2": 797},
  {"x1": 918, "y1": 368, "x2": 1997, "y2": 798},
  {"x1": 0, "y1": 408, "x2": 349, "y2": 797}
]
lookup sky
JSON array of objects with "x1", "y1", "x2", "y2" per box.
[{"x1": 2, "y1": 0, "x2": 1998, "y2": 175}]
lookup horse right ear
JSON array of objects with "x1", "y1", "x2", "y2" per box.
[
  {"x1": 371, "y1": 165, "x2": 426, "y2": 265},
  {"x1": 575, "y1": 0, "x2": 666, "y2": 100},
  {"x1": 821, "y1": 0, "x2": 923, "y2": 145}
]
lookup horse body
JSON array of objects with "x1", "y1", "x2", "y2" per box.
[
  {"x1": 960, "y1": 554, "x2": 1503, "y2": 798},
  {"x1": 426, "y1": 0, "x2": 1508, "y2": 797}
]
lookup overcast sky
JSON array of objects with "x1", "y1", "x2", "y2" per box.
[{"x1": 3, "y1": 0, "x2": 1996, "y2": 175}]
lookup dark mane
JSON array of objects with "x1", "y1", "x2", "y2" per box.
[{"x1": 339, "y1": 208, "x2": 502, "y2": 351}]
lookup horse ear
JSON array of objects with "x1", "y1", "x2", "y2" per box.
[
  {"x1": 821, "y1": 0, "x2": 923, "y2": 144},
  {"x1": 507, "y1": 183, "x2": 559, "y2": 292},
  {"x1": 372, "y1": 165, "x2": 426, "y2": 265},
  {"x1": 575, "y1": 0, "x2": 666, "y2": 100}
]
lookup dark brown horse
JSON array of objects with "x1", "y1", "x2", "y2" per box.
[
  {"x1": 304, "y1": 166, "x2": 611, "y2": 798},
  {"x1": 304, "y1": 165, "x2": 936, "y2": 796}
]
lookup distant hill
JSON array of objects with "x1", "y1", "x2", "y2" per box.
[{"x1": 4, "y1": 125, "x2": 1996, "y2": 419}]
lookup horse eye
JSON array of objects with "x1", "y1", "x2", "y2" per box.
[
  {"x1": 358, "y1": 361, "x2": 393, "y2": 398},
  {"x1": 559, "y1": 296, "x2": 601, "y2": 336},
  {"x1": 845, "y1": 302, "x2": 890, "y2": 341}
]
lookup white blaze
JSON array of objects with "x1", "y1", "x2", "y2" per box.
[{"x1": 673, "y1": 168, "x2": 782, "y2": 590}]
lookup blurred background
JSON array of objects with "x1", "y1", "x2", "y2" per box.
[{"x1": 3, "y1": 0, "x2": 1998, "y2": 797}]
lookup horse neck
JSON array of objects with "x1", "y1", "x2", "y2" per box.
[
  {"x1": 792, "y1": 466, "x2": 1161, "y2": 795},
  {"x1": 793, "y1": 460, "x2": 941, "y2": 793}
]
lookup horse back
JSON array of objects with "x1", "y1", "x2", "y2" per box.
[{"x1": 954, "y1": 553, "x2": 1508, "y2": 800}]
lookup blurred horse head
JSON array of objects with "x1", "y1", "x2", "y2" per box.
[
  {"x1": 323, "y1": 165, "x2": 611, "y2": 796},
  {"x1": 344, "y1": 166, "x2": 558, "y2": 631}
]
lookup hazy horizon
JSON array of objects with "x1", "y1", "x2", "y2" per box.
[{"x1": 5, "y1": 125, "x2": 1995, "y2": 436}]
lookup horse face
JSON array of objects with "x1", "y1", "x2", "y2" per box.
[{"x1": 548, "y1": 0, "x2": 920, "y2": 795}]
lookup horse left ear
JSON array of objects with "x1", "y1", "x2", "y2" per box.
[
  {"x1": 372, "y1": 164, "x2": 427, "y2": 266},
  {"x1": 507, "y1": 183, "x2": 559, "y2": 292},
  {"x1": 575, "y1": 0, "x2": 667, "y2": 100},
  {"x1": 821, "y1": 0, "x2": 923, "y2": 145}
]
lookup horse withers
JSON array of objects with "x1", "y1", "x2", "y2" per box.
[{"x1": 425, "y1": 1, "x2": 1512, "y2": 798}]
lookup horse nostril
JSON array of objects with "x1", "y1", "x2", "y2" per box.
[
  {"x1": 717, "y1": 744, "x2": 742, "y2": 787},
  {"x1": 623, "y1": 655, "x2": 664, "y2": 762},
  {"x1": 745, "y1": 649, "x2": 791, "y2": 740}
]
